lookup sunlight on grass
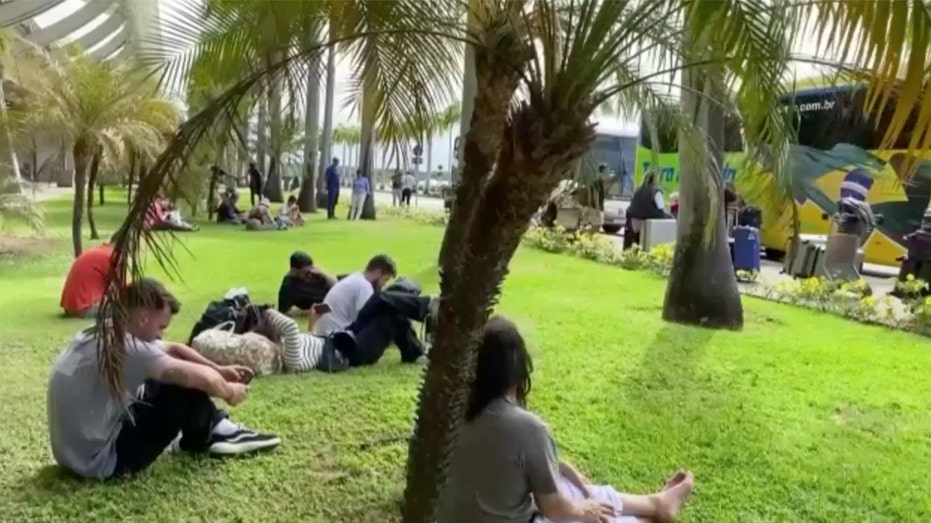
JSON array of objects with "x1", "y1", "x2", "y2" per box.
[{"x1": 1, "y1": 194, "x2": 930, "y2": 522}]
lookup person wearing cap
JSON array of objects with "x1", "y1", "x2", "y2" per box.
[
  {"x1": 246, "y1": 197, "x2": 278, "y2": 231},
  {"x1": 277, "y1": 251, "x2": 338, "y2": 315}
]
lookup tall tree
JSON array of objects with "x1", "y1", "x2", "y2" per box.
[
  {"x1": 16, "y1": 50, "x2": 177, "y2": 256},
  {"x1": 298, "y1": 25, "x2": 323, "y2": 212}
]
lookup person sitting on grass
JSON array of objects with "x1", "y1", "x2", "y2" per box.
[
  {"x1": 47, "y1": 278, "x2": 280, "y2": 480},
  {"x1": 262, "y1": 278, "x2": 436, "y2": 373},
  {"x1": 60, "y1": 234, "x2": 115, "y2": 318},
  {"x1": 217, "y1": 190, "x2": 245, "y2": 224},
  {"x1": 279, "y1": 195, "x2": 304, "y2": 227},
  {"x1": 245, "y1": 197, "x2": 283, "y2": 231},
  {"x1": 277, "y1": 251, "x2": 338, "y2": 315},
  {"x1": 145, "y1": 192, "x2": 197, "y2": 232},
  {"x1": 312, "y1": 254, "x2": 397, "y2": 336},
  {"x1": 439, "y1": 317, "x2": 694, "y2": 523}
]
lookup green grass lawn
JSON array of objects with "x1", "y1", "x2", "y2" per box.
[{"x1": 2, "y1": 194, "x2": 930, "y2": 522}]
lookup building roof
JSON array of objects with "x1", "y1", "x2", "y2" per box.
[{"x1": 0, "y1": 0, "x2": 159, "y2": 61}]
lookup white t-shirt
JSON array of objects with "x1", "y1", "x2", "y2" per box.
[
  {"x1": 312, "y1": 272, "x2": 373, "y2": 336},
  {"x1": 402, "y1": 174, "x2": 416, "y2": 191}
]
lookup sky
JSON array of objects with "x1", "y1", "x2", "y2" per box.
[{"x1": 154, "y1": 0, "x2": 837, "y2": 171}]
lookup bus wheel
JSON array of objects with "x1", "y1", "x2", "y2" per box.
[{"x1": 764, "y1": 248, "x2": 785, "y2": 261}]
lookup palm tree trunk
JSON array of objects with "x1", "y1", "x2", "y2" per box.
[
  {"x1": 127, "y1": 150, "x2": 136, "y2": 204},
  {"x1": 71, "y1": 140, "x2": 90, "y2": 257},
  {"x1": 662, "y1": 66, "x2": 743, "y2": 329},
  {"x1": 402, "y1": 8, "x2": 530, "y2": 521},
  {"x1": 298, "y1": 29, "x2": 323, "y2": 213},
  {"x1": 360, "y1": 56, "x2": 378, "y2": 220},
  {"x1": 425, "y1": 136, "x2": 433, "y2": 194},
  {"x1": 264, "y1": 67, "x2": 285, "y2": 203},
  {"x1": 98, "y1": 183, "x2": 104, "y2": 206},
  {"x1": 256, "y1": 93, "x2": 268, "y2": 186},
  {"x1": 0, "y1": 65, "x2": 23, "y2": 194},
  {"x1": 86, "y1": 149, "x2": 101, "y2": 240},
  {"x1": 315, "y1": 42, "x2": 337, "y2": 211}
]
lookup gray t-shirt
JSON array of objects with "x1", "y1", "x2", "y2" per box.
[
  {"x1": 439, "y1": 399, "x2": 560, "y2": 523},
  {"x1": 312, "y1": 271, "x2": 373, "y2": 336},
  {"x1": 47, "y1": 330, "x2": 167, "y2": 479}
]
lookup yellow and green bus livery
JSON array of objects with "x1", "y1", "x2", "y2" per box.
[{"x1": 634, "y1": 83, "x2": 931, "y2": 267}]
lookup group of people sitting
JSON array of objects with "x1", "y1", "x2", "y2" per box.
[
  {"x1": 145, "y1": 192, "x2": 198, "y2": 232},
  {"x1": 51, "y1": 247, "x2": 695, "y2": 522},
  {"x1": 216, "y1": 189, "x2": 305, "y2": 230}
]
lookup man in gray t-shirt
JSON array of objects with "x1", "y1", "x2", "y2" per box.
[{"x1": 47, "y1": 278, "x2": 281, "y2": 479}]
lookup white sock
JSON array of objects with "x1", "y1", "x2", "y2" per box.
[{"x1": 212, "y1": 418, "x2": 239, "y2": 436}]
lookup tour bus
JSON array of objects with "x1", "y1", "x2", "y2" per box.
[
  {"x1": 634, "y1": 81, "x2": 931, "y2": 267},
  {"x1": 579, "y1": 129, "x2": 639, "y2": 233}
]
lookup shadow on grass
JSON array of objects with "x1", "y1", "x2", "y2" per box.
[{"x1": 616, "y1": 323, "x2": 782, "y2": 520}]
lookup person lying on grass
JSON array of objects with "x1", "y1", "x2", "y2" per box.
[
  {"x1": 439, "y1": 317, "x2": 694, "y2": 523},
  {"x1": 47, "y1": 278, "x2": 280, "y2": 480},
  {"x1": 263, "y1": 278, "x2": 437, "y2": 373},
  {"x1": 311, "y1": 254, "x2": 397, "y2": 336},
  {"x1": 277, "y1": 251, "x2": 338, "y2": 316}
]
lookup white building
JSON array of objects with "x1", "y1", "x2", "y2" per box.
[
  {"x1": 0, "y1": 0, "x2": 162, "y2": 185},
  {"x1": 1, "y1": 0, "x2": 159, "y2": 60}
]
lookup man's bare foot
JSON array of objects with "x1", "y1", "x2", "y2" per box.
[
  {"x1": 654, "y1": 472, "x2": 694, "y2": 523},
  {"x1": 663, "y1": 470, "x2": 688, "y2": 491}
]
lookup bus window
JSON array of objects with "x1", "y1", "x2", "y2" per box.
[{"x1": 784, "y1": 85, "x2": 917, "y2": 151}]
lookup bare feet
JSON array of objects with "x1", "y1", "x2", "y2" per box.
[
  {"x1": 663, "y1": 470, "x2": 688, "y2": 491},
  {"x1": 654, "y1": 471, "x2": 694, "y2": 523}
]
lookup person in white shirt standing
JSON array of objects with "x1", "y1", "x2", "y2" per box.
[
  {"x1": 401, "y1": 172, "x2": 416, "y2": 207},
  {"x1": 312, "y1": 254, "x2": 397, "y2": 337}
]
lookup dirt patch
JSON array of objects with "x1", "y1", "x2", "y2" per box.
[{"x1": 0, "y1": 236, "x2": 60, "y2": 257}]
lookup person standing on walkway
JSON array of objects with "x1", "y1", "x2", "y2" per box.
[
  {"x1": 248, "y1": 162, "x2": 263, "y2": 207},
  {"x1": 350, "y1": 170, "x2": 370, "y2": 220},
  {"x1": 401, "y1": 171, "x2": 416, "y2": 207},
  {"x1": 391, "y1": 170, "x2": 403, "y2": 206},
  {"x1": 325, "y1": 157, "x2": 341, "y2": 219}
]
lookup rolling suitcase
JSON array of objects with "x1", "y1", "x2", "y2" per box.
[{"x1": 732, "y1": 226, "x2": 761, "y2": 272}]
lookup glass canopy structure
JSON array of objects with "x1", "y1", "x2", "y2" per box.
[{"x1": 0, "y1": 0, "x2": 159, "y2": 60}]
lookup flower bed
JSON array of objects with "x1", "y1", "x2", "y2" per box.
[{"x1": 380, "y1": 205, "x2": 931, "y2": 335}]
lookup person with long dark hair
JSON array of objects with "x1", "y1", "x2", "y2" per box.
[{"x1": 440, "y1": 317, "x2": 694, "y2": 523}]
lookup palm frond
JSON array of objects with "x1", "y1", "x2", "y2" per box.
[{"x1": 0, "y1": 176, "x2": 42, "y2": 232}]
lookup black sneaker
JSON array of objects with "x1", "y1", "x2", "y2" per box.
[{"x1": 209, "y1": 426, "x2": 281, "y2": 456}]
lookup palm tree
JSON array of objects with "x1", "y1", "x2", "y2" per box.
[
  {"x1": 0, "y1": 173, "x2": 41, "y2": 231},
  {"x1": 298, "y1": 25, "x2": 323, "y2": 213},
  {"x1": 92, "y1": 2, "x2": 931, "y2": 523},
  {"x1": 434, "y1": 102, "x2": 461, "y2": 183},
  {"x1": 16, "y1": 50, "x2": 177, "y2": 256}
]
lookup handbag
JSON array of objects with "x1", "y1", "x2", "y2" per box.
[{"x1": 191, "y1": 321, "x2": 283, "y2": 376}]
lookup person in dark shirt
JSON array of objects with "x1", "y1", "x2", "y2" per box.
[
  {"x1": 248, "y1": 162, "x2": 263, "y2": 207},
  {"x1": 277, "y1": 252, "x2": 338, "y2": 314},
  {"x1": 216, "y1": 190, "x2": 244, "y2": 224}
]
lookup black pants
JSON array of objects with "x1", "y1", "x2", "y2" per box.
[
  {"x1": 401, "y1": 188, "x2": 413, "y2": 206},
  {"x1": 111, "y1": 381, "x2": 225, "y2": 477},
  {"x1": 327, "y1": 189, "x2": 339, "y2": 218},
  {"x1": 250, "y1": 184, "x2": 261, "y2": 207},
  {"x1": 330, "y1": 291, "x2": 431, "y2": 369}
]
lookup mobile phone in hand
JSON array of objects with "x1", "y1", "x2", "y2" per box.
[{"x1": 312, "y1": 303, "x2": 331, "y2": 315}]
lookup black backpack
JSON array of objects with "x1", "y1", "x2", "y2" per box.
[{"x1": 187, "y1": 294, "x2": 267, "y2": 344}]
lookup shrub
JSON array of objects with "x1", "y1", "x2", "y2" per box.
[
  {"x1": 377, "y1": 205, "x2": 448, "y2": 227},
  {"x1": 523, "y1": 225, "x2": 573, "y2": 254}
]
